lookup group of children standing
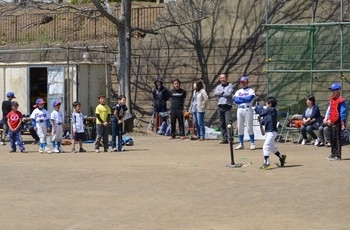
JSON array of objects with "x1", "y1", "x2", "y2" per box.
[
  {"x1": 2, "y1": 93, "x2": 128, "y2": 154},
  {"x1": 93, "y1": 94, "x2": 128, "y2": 153}
]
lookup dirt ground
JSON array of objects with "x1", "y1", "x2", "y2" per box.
[{"x1": 1, "y1": 133, "x2": 350, "y2": 230}]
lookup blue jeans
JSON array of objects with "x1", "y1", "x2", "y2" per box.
[
  {"x1": 111, "y1": 121, "x2": 123, "y2": 151},
  {"x1": 301, "y1": 122, "x2": 319, "y2": 140},
  {"x1": 194, "y1": 112, "x2": 205, "y2": 138},
  {"x1": 9, "y1": 130, "x2": 25, "y2": 151}
]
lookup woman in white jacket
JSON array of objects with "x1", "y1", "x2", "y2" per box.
[{"x1": 193, "y1": 80, "x2": 209, "y2": 141}]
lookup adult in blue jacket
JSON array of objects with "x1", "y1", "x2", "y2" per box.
[{"x1": 300, "y1": 95, "x2": 322, "y2": 145}]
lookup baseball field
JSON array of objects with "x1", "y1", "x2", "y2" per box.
[{"x1": 0, "y1": 133, "x2": 349, "y2": 229}]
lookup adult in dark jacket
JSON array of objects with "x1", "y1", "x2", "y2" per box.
[
  {"x1": 300, "y1": 95, "x2": 322, "y2": 145},
  {"x1": 152, "y1": 76, "x2": 170, "y2": 133},
  {"x1": 1, "y1": 91, "x2": 16, "y2": 145},
  {"x1": 152, "y1": 76, "x2": 170, "y2": 114}
]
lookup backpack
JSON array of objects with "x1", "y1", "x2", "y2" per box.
[
  {"x1": 122, "y1": 136, "x2": 134, "y2": 146},
  {"x1": 164, "y1": 124, "x2": 171, "y2": 136},
  {"x1": 341, "y1": 128, "x2": 349, "y2": 146},
  {"x1": 157, "y1": 121, "x2": 167, "y2": 135}
]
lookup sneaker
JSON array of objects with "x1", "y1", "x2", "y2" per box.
[
  {"x1": 79, "y1": 148, "x2": 86, "y2": 152},
  {"x1": 219, "y1": 140, "x2": 228, "y2": 144},
  {"x1": 279, "y1": 154, "x2": 287, "y2": 167},
  {"x1": 112, "y1": 148, "x2": 118, "y2": 152},
  {"x1": 326, "y1": 142, "x2": 331, "y2": 147},
  {"x1": 318, "y1": 142, "x2": 325, "y2": 147},
  {"x1": 169, "y1": 136, "x2": 175, "y2": 140},
  {"x1": 1, "y1": 141, "x2": 6, "y2": 146},
  {"x1": 32, "y1": 141, "x2": 39, "y2": 145},
  {"x1": 21, "y1": 150, "x2": 28, "y2": 153},
  {"x1": 120, "y1": 148, "x2": 125, "y2": 151},
  {"x1": 198, "y1": 138, "x2": 205, "y2": 141},
  {"x1": 235, "y1": 144, "x2": 244, "y2": 150},
  {"x1": 45, "y1": 148, "x2": 52, "y2": 154},
  {"x1": 180, "y1": 136, "x2": 186, "y2": 140},
  {"x1": 326, "y1": 155, "x2": 335, "y2": 160},
  {"x1": 52, "y1": 148, "x2": 60, "y2": 153},
  {"x1": 95, "y1": 149, "x2": 100, "y2": 153},
  {"x1": 328, "y1": 156, "x2": 342, "y2": 161},
  {"x1": 104, "y1": 149, "x2": 108, "y2": 152},
  {"x1": 39, "y1": 148, "x2": 44, "y2": 153},
  {"x1": 9, "y1": 149, "x2": 16, "y2": 153},
  {"x1": 72, "y1": 148, "x2": 77, "y2": 153},
  {"x1": 301, "y1": 139, "x2": 307, "y2": 145},
  {"x1": 314, "y1": 139, "x2": 319, "y2": 146},
  {"x1": 250, "y1": 144, "x2": 256, "y2": 150},
  {"x1": 58, "y1": 148, "x2": 65, "y2": 153},
  {"x1": 259, "y1": 163, "x2": 271, "y2": 169}
]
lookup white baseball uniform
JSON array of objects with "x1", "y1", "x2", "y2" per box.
[
  {"x1": 51, "y1": 109, "x2": 64, "y2": 142},
  {"x1": 30, "y1": 108, "x2": 50, "y2": 144},
  {"x1": 233, "y1": 87, "x2": 256, "y2": 136}
]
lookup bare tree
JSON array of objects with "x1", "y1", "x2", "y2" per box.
[{"x1": 91, "y1": 0, "x2": 133, "y2": 113}]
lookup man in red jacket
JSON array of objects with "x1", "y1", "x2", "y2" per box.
[{"x1": 326, "y1": 83, "x2": 347, "y2": 161}]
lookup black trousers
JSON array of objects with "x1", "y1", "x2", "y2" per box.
[
  {"x1": 170, "y1": 110, "x2": 185, "y2": 137},
  {"x1": 29, "y1": 125, "x2": 39, "y2": 142},
  {"x1": 218, "y1": 105, "x2": 232, "y2": 140},
  {"x1": 330, "y1": 121, "x2": 342, "y2": 158}
]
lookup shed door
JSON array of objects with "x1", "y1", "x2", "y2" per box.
[{"x1": 47, "y1": 67, "x2": 65, "y2": 117}]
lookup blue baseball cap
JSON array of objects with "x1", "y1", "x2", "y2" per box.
[
  {"x1": 36, "y1": 98, "x2": 45, "y2": 104},
  {"x1": 52, "y1": 100, "x2": 61, "y2": 107},
  {"x1": 6, "y1": 91, "x2": 15, "y2": 98},
  {"x1": 329, "y1": 83, "x2": 341, "y2": 91},
  {"x1": 240, "y1": 76, "x2": 249, "y2": 82}
]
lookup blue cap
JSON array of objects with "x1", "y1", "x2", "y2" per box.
[
  {"x1": 36, "y1": 98, "x2": 45, "y2": 104},
  {"x1": 52, "y1": 100, "x2": 61, "y2": 107},
  {"x1": 329, "y1": 83, "x2": 341, "y2": 91},
  {"x1": 240, "y1": 76, "x2": 249, "y2": 82},
  {"x1": 154, "y1": 76, "x2": 163, "y2": 83},
  {"x1": 6, "y1": 91, "x2": 15, "y2": 98}
]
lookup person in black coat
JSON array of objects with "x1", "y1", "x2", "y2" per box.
[
  {"x1": 152, "y1": 76, "x2": 170, "y2": 133},
  {"x1": 169, "y1": 79, "x2": 187, "y2": 139}
]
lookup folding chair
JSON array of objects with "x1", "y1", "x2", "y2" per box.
[
  {"x1": 285, "y1": 114, "x2": 302, "y2": 143},
  {"x1": 276, "y1": 111, "x2": 289, "y2": 142}
]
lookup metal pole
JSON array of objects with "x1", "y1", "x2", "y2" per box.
[
  {"x1": 104, "y1": 32, "x2": 109, "y2": 104},
  {"x1": 66, "y1": 44, "x2": 71, "y2": 121},
  {"x1": 264, "y1": 21, "x2": 350, "y2": 27},
  {"x1": 340, "y1": 0, "x2": 344, "y2": 93},
  {"x1": 265, "y1": 0, "x2": 270, "y2": 97},
  {"x1": 265, "y1": 69, "x2": 350, "y2": 73},
  {"x1": 226, "y1": 124, "x2": 242, "y2": 168}
]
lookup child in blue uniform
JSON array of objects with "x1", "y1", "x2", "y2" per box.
[
  {"x1": 257, "y1": 97, "x2": 287, "y2": 169},
  {"x1": 111, "y1": 95, "x2": 127, "y2": 152}
]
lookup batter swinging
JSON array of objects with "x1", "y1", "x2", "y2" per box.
[{"x1": 233, "y1": 76, "x2": 256, "y2": 150}]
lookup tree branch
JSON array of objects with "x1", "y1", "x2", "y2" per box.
[
  {"x1": 91, "y1": 0, "x2": 122, "y2": 27},
  {"x1": 131, "y1": 15, "x2": 209, "y2": 35}
]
